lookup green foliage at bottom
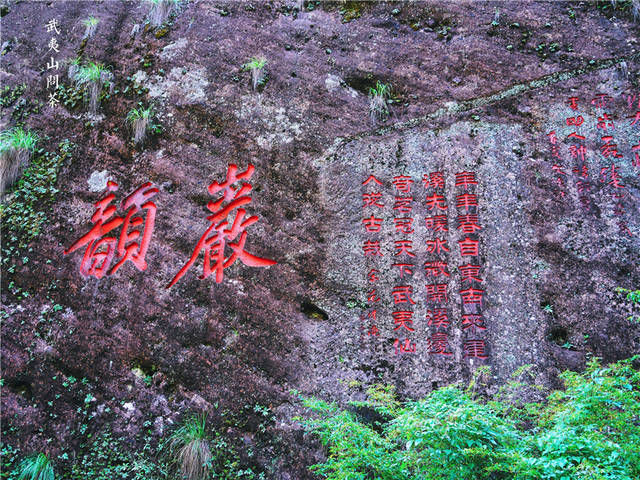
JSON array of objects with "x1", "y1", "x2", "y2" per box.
[{"x1": 299, "y1": 356, "x2": 640, "y2": 480}]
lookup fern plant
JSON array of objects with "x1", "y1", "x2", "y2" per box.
[{"x1": 17, "y1": 453, "x2": 54, "y2": 480}]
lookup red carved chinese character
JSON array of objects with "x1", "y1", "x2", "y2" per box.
[
  {"x1": 462, "y1": 314, "x2": 486, "y2": 333},
  {"x1": 630, "y1": 111, "x2": 640, "y2": 127},
  {"x1": 572, "y1": 165, "x2": 588, "y2": 178},
  {"x1": 565, "y1": 116, "x2": 584, "y2": 126},
  {"x1": 423, "y1": 171, "x2": 445, "y2": 189},
  {"x1": 600, "y1": 136, "x2": 623, "y2": 158},
  {"x1": 426, "y1": 238, "x2": 449, "y2": 255},
  {"x1": 167, "y1": 164, "x2": 276, "y2": 287},
  {"x1": 368, "y1": 268, "x2": 380, "y2": 282},
  {"x1": 618, "y1": 221, "x2": 633, "y2": 237},
  {"x1": 456, "y1": 193, "x2": 477, "y2": 211},
  {"x1": 567, "y1": 132, "x2": 586, "y2": 141},
  {"x1": 627, "y1": 94, "x2": 639, "y2": 110},
  {"x1": 362, "y1": 215, "x2": 383, "y2": 233},
  {"x1": 547, "y1": 130, "x2": 557, "y2": 144},
  {"x1": 394, "y1": 338, "x2": 416, "y2": 354},
  {"x1": 110, "y1": 182, "x2": 159, "y2": 274},
  {"x1": 64, "y1": 181, "x2": 124, "y2": 278},
  {"x1": 424, "y1": 261, "x2": 450, "y2": 277},
  {"x1": 455, "y1": 171, "x2": 477, "y2": 190},
  {"x1": 459, "y1": 264, "x2": 482, "y2": 283},
  {"x1": 393, "y1": 217, "x2": 414, "y2": 234},
  {"x1": 463, "y1": 339, "x2": 488, "y2": 359},
  {"x1": 368, "y1": 289, "x2": 380, "y2": 303},
  {"x1": 425, "y1": 194, "x2": 448, "y2": 211},
  {"x1": 458, "y1": 237, "x2": 479, "y2": 256},
  {"x1": 601, "y1": 165, "x2": 625, "y2": 188},
  {"x1": 368, "y1": 325, "x2": 380, "y2": 336},
  {"x1": 392, "y1": 285, "x2": 416, "y2": 304},
  {"x1": 392, "y1": 263, "x2": 414, "y2": 278},
  {"x1": 393, "y1": 311, "x2": 415, "y2": 332},
  {"x1": 363, "y1": 240, "x2": 383, "y2": 256},
  {"x1": 457, "y1": 214, "x2": 481, "y2": 234},
  {"x1": 460, "y1": 287, "x2": 484, "y2": 306},
  {"x1": 392, "y1": 175, "x2": 413, "y2": 193},
  {"x1": 393, "y1": 196, "x2": 413, "y2": 214},
  {"x1": 394, "y1": 240, "x2": 416, "y2": 257},
  {"x1": 367, "y1": 309, "x2": 377, "y2": 321},
  {"x1": 597, "y1": 113, "x2": 615, "y2": 130},
  {"x1": 426, "y1": 308, "x2": 449, "y2": 328},
  {"x1": 425, "y1": 215, "x2": 448, "y2": 232},
  {"x1": 362, "y1": 192, "x2": 384, "y2": 208},
  {"x1": 567, "y1": 97, "x2": 579, "y2": 110},
  {"x1": 576, "y1": 180, "x2": 591, "y2": 194},
  {"x1": 569, "y1": 145, "x2": 587, "y2": 162},
  {"x1": 591, "y1": 93, "x2": 612, "y2": 109},
  {"x1": 363, "y1": 175, "x2": 383, "y2": 186},
  {"x1": 552, "y1": 164, "x2": 567, "y2": 176},
  {"x1": 425, "y1": 283, "x2": 448, "y2": 303},
  {"x1": 426, "y1": 332, "x2": 452, "y2": 355}
]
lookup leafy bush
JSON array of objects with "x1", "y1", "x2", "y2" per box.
[
  {"x1": 17, "y1": 453, "x2": 54, "y2": 480},
  {"x1": 300, "y1": 355, "x2": 640, "y2": 480}
]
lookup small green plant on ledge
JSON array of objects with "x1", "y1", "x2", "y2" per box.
[
  {"x1": 615, "y1": 286, "x2": 640, "y2": 323},
  {"x1": 0, "y1": 126, "x2": 38, "y2": 196},
  {"x1": 146, "y1": 0, "x2": 181, "y2": 27},
  {"x1": 369, "y1": 80, "x2": 392, "y2": 123},
  {"x1": 126, "y1": 105, "x2": 157, "y2": 145},
  {"x1": 17, "y1": 452, "x2": 54, "y2": 480},
  {"x1": 166, "y1": 413, "x2": 212, "y2": 480},
  {"x1": 243, "y1": 56, "x2": 268, "y2": 90},
  {"x1": 66, "y1": 57, "x2": 82, "y2": 82},
  {"x1": 73, "y1": 62, "x2": 113, "y2": 114},
  {"x1": 82, "y1": 16, "x2": 99, "y2": 38}
]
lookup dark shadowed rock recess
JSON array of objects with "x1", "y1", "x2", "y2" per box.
[{"x1": 1, "y1": 1, "x2": 638, "y2": 478}]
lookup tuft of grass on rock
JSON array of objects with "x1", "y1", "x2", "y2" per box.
[
  {"x1": 17, "y1": 453, "x2": 54, "y2": 480},
  {"x1": 0, "y1": 127, "x2": 38, "y2": 196},
  {"x1": 242, "y1": 56, "x2": 268, "y2": 91},
  {"x1": 166, "y1": 413, "x2": 212, "y2": 480},
  {"x1": 146, "y1": 0, "x2": 181, "y2": 27},
  {"x1": 368, "y1": 80, "x2": 392, "y2": 123},
  {"x1": 126, "y1": 105, "x2": 154, "y2": 145},
  {"x1": 82, "y1": 16, "x2": 99, "y2": 38},
  {"x1": 73, "y1": 62, "x2": 113, "y2": 114}
]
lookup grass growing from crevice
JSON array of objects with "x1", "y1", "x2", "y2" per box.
[
  {"x1": 146, "y1": 0, "x2": 181, "y2": 27},
  {"x1": 0, "y1": 127, "x2": 38, "y2": 196},
  {"x1": 166, "y1": 414, "x2": 212, "y2": 480},
  {"x1": 368, "y1": 80, "x2": 392, "y2": 123},
  {"x1": 82, "y1": 16, "x2": 99, "y2": 38},
  {"x1": 17, "y1": 453, "x2": 54, "y2": 480},
  {"x1": 72, "y1": 62, "x2": 113, "y2": 114},
  {"x1": 299, "y1": 355, "x2": 640, "y2": 480},
  {"x1": 242, "y1": 57, "x2": 268, "y2": 91},
  {"x1": 126, "y1": 105, "x2": 156, "y2": 145}
]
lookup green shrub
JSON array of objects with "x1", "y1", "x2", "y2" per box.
[
  {"x1": 17, "y1": 453, "x2": 54, "y2": 480},
  {"x1": 300, "y1": 355, "x2": 640, "y2": 480},
  {"x1": 126, "y1": 105, "x2": 155, "y2": 144}
]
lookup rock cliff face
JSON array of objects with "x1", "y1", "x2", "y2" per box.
[{"x1": 1, "y1": 1, "x2": 639, "y2": 478}]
